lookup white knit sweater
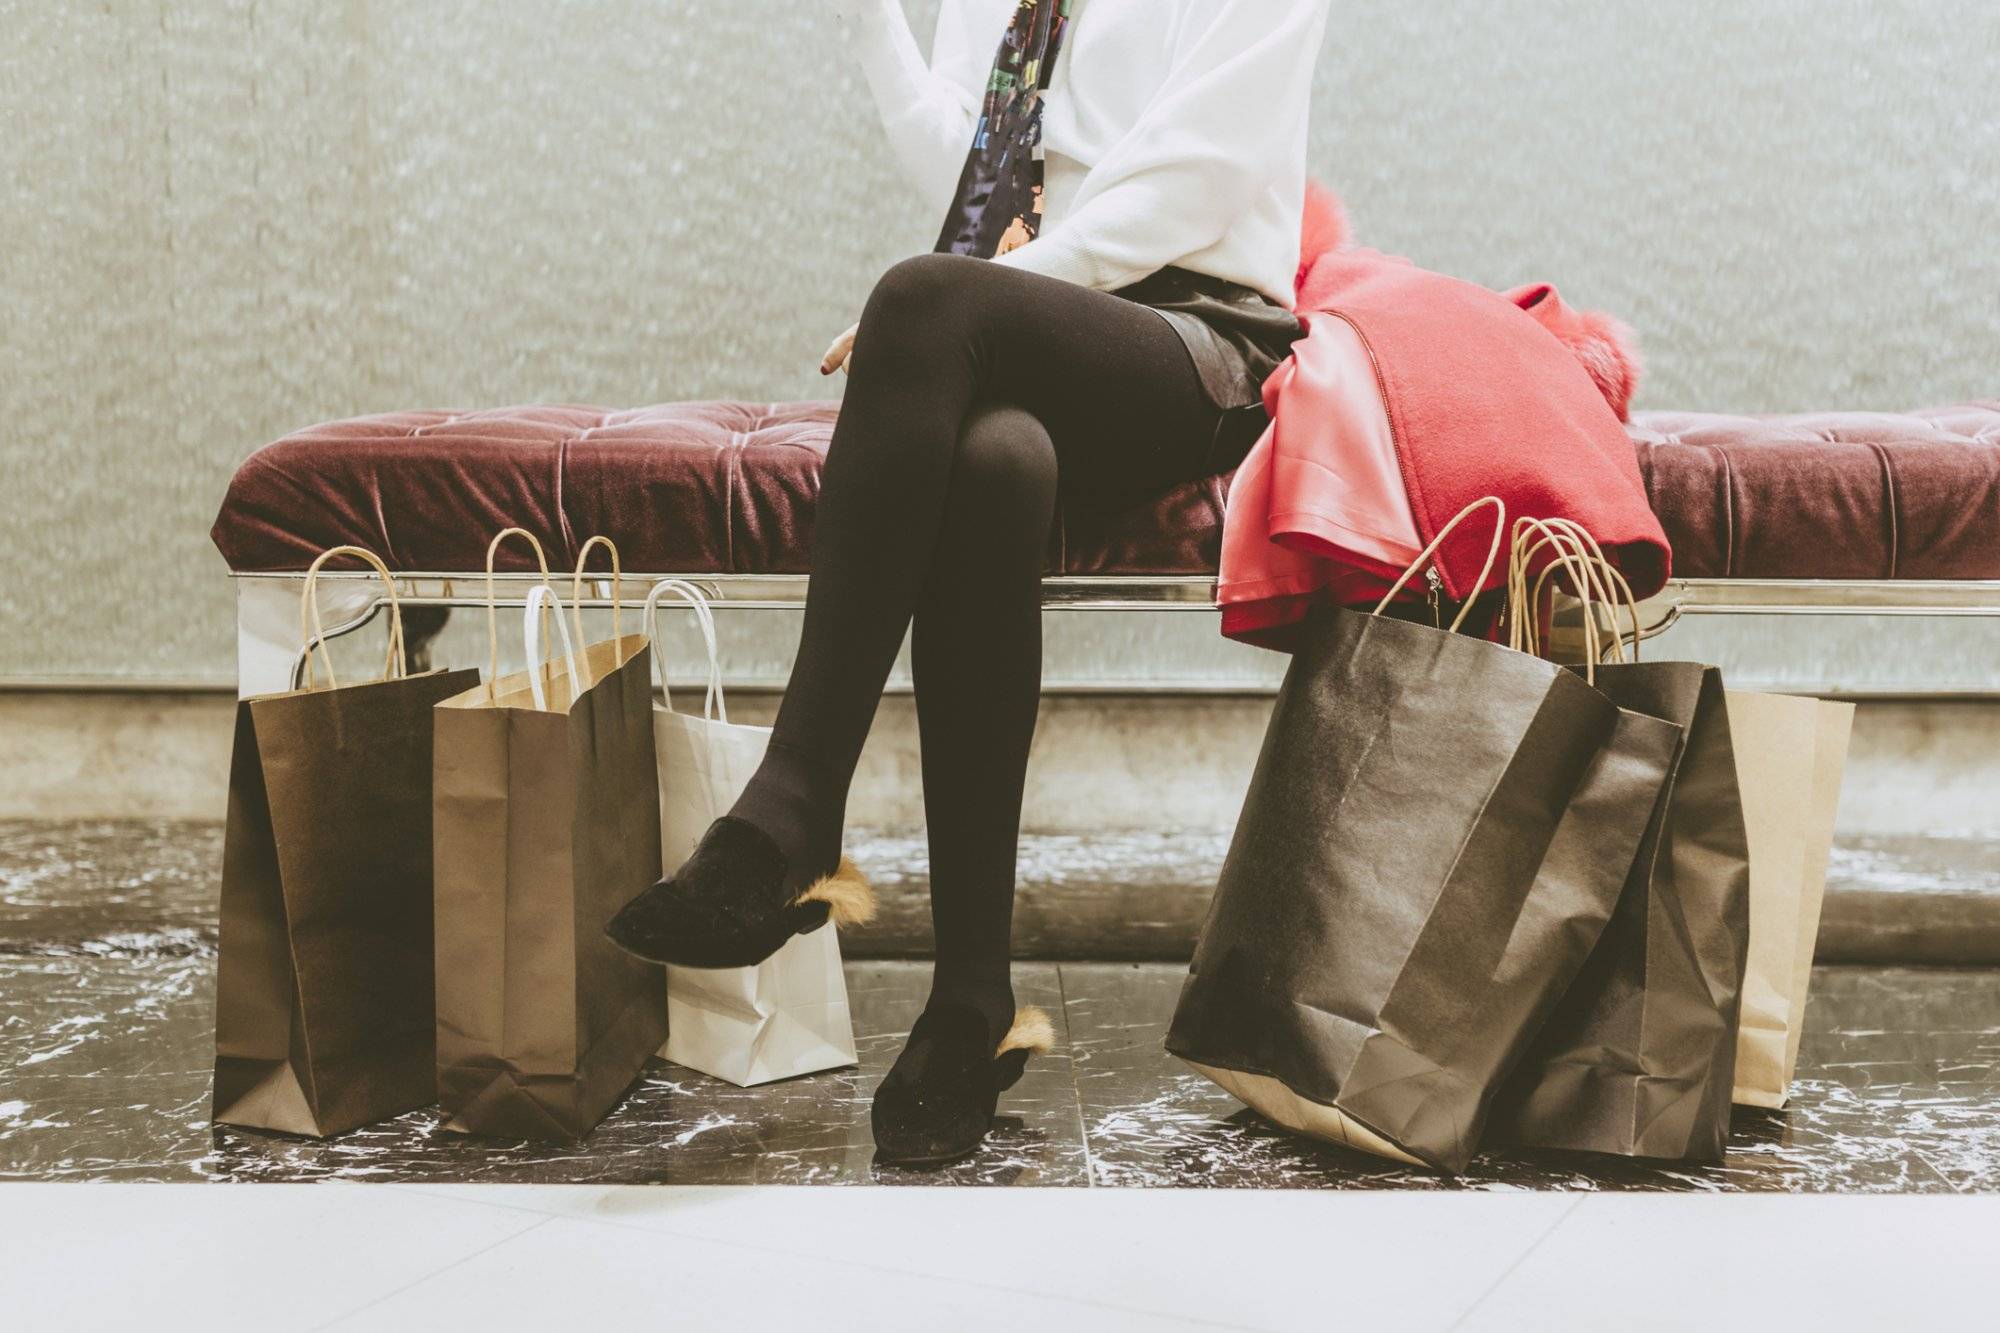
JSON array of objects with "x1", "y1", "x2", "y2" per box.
[{"x1": 842, "y1": 0, "x2": 1330, "y2": 307}]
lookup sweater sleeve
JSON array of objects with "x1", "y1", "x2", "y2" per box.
[
  {"x1": 993, "y1": 0, "x2": 1331, "y2": 293},
  {"x1": 840, "y1": 0, "x2": 990, "y2": 212}
]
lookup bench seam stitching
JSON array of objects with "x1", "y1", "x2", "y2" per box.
[
  {"x1": 1710, "y1": 441, "x2": 1737, "y2": 578},
  {"x1": 1865, "y1": 439, "x2": 1899, "y2": 578}
]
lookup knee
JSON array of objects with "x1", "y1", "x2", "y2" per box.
[
  {"x1": 861, "y1": 252, "x2": 993, "y2": 333},
  {"x1": 953, "y1": 406, "x2": 1058, "y2": 517}
]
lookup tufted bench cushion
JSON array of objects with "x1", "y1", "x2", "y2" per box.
[{"x1": 212, "y1": 400, "x2": 2000, "y2": 581}]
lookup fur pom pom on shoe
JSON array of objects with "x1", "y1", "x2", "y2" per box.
[
  {"x1": 989, "y1": 1005, "x2": 1055, "y2": 1100},
  {"x1": 794, "y1": 857, "x2": 876, "y2": 927},
  {"x1": 995, "y1": 1005, "x2": 1055, "y2": 1058}
]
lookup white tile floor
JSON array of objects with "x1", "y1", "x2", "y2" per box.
[{"x1": 2, "y1": 1184, "x2": 1992, "y2": 1331}]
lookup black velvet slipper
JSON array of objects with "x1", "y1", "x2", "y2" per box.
[
  {"x1": 871, "y1": 1003, "x2": 1056, "y2": 1168},
  {"x1": 603, "y1": 816, "x2": 875, "y2": 969}
]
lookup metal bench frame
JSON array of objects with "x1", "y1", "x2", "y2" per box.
[{"x1": 233, "y1": 571, "x2": 2000, "y2": 698}]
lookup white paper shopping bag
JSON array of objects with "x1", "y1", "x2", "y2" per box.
[{"x1": 644, "y1": 581, "x2": 859, "y2": 1086}]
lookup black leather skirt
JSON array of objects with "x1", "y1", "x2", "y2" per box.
[{"x1": 1115, "y1": 266, "x2": 1305, "y2": 473}]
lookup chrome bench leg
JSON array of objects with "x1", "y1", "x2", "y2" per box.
[
  {"x1": 235, "y1": 577, "x2": 305, "y2": 698},
  {"x1": 235, "y1": 576, "x2": 393, "y2": 697}
]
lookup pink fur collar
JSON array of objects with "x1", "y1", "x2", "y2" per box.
[{"x1": 1294, "y1": 182, "x2": 1642, "y2": 420}]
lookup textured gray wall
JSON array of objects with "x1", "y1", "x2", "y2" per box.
[{"x1": 3, "y1": 0, "x2": 1996, "y2": 683}]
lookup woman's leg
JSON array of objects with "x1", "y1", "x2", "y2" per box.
[
  {"x1": 729, "y1": 253, "x2": 1222, "y2": 896},
  {"x1": 909, "y1": 405, "x2": 1059, "y2": 1041}
]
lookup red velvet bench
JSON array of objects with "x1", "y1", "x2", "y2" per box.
[{"x1": 213, "y1": 400, "x2": 2000, "y2": 696}]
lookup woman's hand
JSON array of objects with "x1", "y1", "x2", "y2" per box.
[{"x1": 820, "y1": 322, "x2": 859, "y2": 376}]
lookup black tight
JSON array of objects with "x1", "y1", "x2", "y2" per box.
[{"x1": 730, "y1": 253, "x2": 1232, "y2": 1039}]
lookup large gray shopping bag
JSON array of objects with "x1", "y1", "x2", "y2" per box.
[
  {"x1": 433, "y1": 533, "x2": 665, "y2": 1141},
  {"x1": 214, "y1": 546, "x2": 479, "y2": 1136},
  {"x1": 1166, "y1": 500, "x2": 1678, "y2": 1172},
  {"x1": 645, "y1": 580, "x2": 858, "y2": 1086},
  {"x1": 1491, "y1": 523, "x2": 1751, "y2": 1162},
  {"x1": 1727, "y1": 689, "x2": 1855, "y2": 1108}
]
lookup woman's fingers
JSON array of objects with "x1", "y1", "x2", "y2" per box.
[{"x1": 820, "y1": 323, "x2": 859, "y2": 376}]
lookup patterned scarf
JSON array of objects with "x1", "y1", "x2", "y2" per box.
[{"x1": 933, "y1": 0, "x2": 1072, "y2": 259}]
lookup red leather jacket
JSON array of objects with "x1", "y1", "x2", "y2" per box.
[{"x1": 1217, "y1": 186, "x2": 1670, "y2": 649}]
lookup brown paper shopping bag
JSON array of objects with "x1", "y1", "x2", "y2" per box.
[
  {"x1": 433, "y1": 533, "x2": 666, "y2": 1141},
  {"x1": 1726, "y1": 689, "x2": 1855, "y2": 1108},
  {"x1": 1492, "y1": 524, "x2": 1751, "y2": 1162},
  {"x1": 1168, "y1": 502, "x2": 1678, "y2": 1173},
  {"x1": 214, "y1": 546, "x2": 479, "y2": 1136}
]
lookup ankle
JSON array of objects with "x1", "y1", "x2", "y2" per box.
[
  {"x1": 925, "y1": 978, "x2": 1016, "y2": 1050},
  {"x1": 727, "y1": 741, "x2": 849, "y2": 884}
]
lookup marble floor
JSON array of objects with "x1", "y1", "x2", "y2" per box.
[{"x1": 3, "y1": 820, "x2": 1997, "y2": 1191}]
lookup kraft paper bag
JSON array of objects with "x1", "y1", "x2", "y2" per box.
[
  {"x1": 1492, "y1": 526, "x2": 1752, "y2": 1160},
  {"x1": 1727, "y1": 689, "x2": 1856, "y2": 1108},
  {"x1": 433, "y1": 534, "x2": 666, "y2": 1141},
  {"x1": 214, "y1": 546, "x2": 478, "y2": 1136},
  {"x1": 645, "y1": 581, "x2": 858, "y2": 1086},
  {"x1": 1167, "y1": 501, "x2": 1674, "y2": 1173}
]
